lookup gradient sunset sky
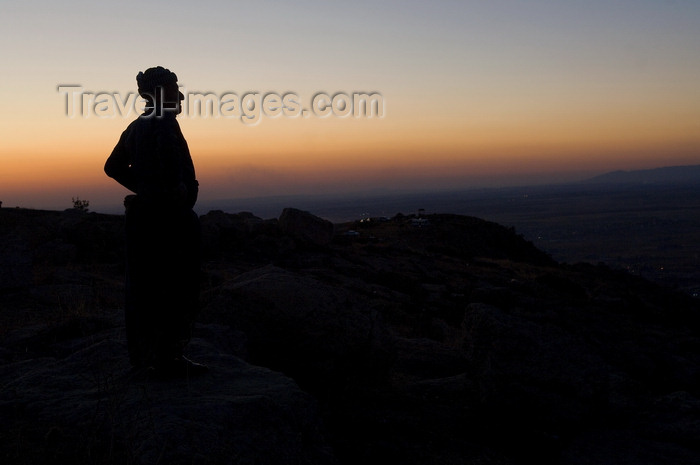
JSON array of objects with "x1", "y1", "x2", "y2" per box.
[{"x1": 1, "y1": 0, "x2": 699, "y2": 212}]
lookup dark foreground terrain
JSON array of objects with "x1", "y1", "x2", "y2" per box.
[
  {"x1": 1, "y1": 206, "x2": 699, "y2": 464},
  {"x1": 210, "y1": 178, "x2": 700, "y2": 296}
]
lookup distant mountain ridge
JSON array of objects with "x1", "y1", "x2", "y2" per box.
[{"x1": 584, "y1": 164, "x2": 700, "y2": 185}]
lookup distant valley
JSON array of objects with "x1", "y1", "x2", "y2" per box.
[{"x1": 203, "y1": 165, "x2": 700, "y2": 295}]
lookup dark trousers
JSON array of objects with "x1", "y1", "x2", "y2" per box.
[{"x1": 124, "y1": 198, "x2": 201, "y2": 367}]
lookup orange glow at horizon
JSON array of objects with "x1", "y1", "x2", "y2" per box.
[{"x1": 3, "y1": 107, "x2": 699, "y2": 200}]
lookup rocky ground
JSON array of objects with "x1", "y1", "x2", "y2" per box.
[{"x1": 1, "y1": 206, "x2": 699, "y2": 464}]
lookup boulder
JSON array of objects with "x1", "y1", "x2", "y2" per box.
[
  {"x1": 203, "y1": 265, "x2": 395, "y2": 387},
  {"x1": 392, "y1": 336, "x2": 467, "y2": 380},
  {"x1": 462, "y1": 303, "x2": 609, "y2": 429},
  {"x1": 278, "y1": 208, "x2": 333, "y2": 246},
  {"x1": 0, "y1": 324, "x2": 336, "y2": 465}
]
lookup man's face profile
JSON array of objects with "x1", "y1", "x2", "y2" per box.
[{"x1": 160, "y1": 82, "x2": 184, "y2": 114}]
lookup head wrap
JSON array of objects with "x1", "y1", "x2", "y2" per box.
[{"x1": 136, "y1": 66, "x2": 178, "y2": 97}]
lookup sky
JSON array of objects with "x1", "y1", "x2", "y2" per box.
[{"x1": 1, "y1": 0, "x2": 699, "y2": 212}]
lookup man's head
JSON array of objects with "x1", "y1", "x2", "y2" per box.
[{"x1": 136, "y1": 66, "x2": 184, "y2": 115}]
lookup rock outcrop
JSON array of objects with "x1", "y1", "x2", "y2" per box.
[
  {"x1": 0, "y1": 323, "x2": 335, "y2": 465},
  {"x1": 2, "y1": 207, "x2": 700, "y2": 465},
  {"x1": 278, "y1": 207, "x2": 334, "y2": 246},
  {"x1": 203, "y1": 265, "x2": 395, "y2": 387}
]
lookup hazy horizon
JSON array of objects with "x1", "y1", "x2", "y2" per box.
[
  {"x1": 10, "y1": 162, "x2": 700, "y2": 222},
  {"x1": 1, "y1": 164, "x2": 613, "y2": 214}
]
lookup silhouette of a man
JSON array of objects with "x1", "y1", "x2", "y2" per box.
[{"x1": 105, "y1": 66, "x2": 206, "y2": 376}]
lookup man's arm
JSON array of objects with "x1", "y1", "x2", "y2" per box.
[{"x1": 104, "y1": 130, "x2": 139, "y2": 193}]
